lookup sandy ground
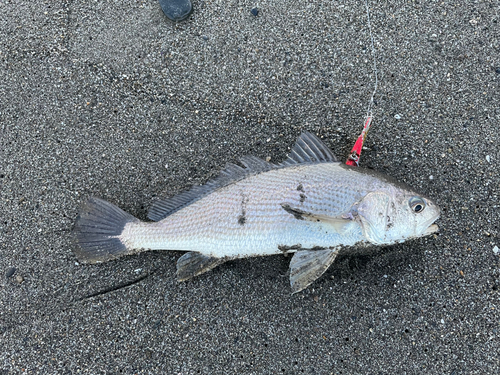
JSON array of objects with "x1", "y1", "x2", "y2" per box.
[{"x1": 1, "y1": 0, "x2": 499, "y2": 373}]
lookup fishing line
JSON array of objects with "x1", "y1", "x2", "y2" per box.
[
  {"x1": 364, "y1": 0, "x2": 378, "y2": 120},
  {"x1": 346, "y1": 0, "x2": 379, "y2": 166}
]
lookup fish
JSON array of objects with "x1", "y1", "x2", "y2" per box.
[{"x1": 74, "y1": 132, "x2": 440, "y2": 293}]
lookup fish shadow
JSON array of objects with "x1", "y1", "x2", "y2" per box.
[
  {"x1": 208, "y1": 243, "x2": 426, "y2": 291},
  {"x1": 326, "y1": 243, "x2": 426, "y2": 284}
]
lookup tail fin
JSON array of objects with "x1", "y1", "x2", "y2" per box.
[{"x1": 74, "y1": 197, "x2": 140, "y2": 263}]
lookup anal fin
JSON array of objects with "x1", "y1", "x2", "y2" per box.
[
  {"x1": 176, "y1": 252, "x2": 225, "y2": 282},
  {"x1": 289, "y1": 249, "x2": 339, "y2": 293}
]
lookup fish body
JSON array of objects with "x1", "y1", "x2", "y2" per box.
[
  {"x1": 75, "y1": 133, "x2": 440, "y2": 292},
  {"x1": 123, "y1": 163, "x2": 366, "y2": 257}
]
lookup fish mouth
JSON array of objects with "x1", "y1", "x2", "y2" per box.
[
  {"x1": 420, "y1": 203, "x2": 440, "y2": 236},
  {"x1": 424, "y1": 223, "x2": 439, "y2": 235}
]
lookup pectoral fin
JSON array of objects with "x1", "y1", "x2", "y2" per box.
[
  {"x1": 176, "y1": 252, "x2": 225, "y2": 281},
  {"x1": 281, "y1": 203, "x2": 354, "y2": 234},
  {"x1": 289, "y1": 249, "x2": 339, "y2": 293}
]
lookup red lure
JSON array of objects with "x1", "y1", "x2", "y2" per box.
[{"x1": 345, "y1": 116, "x2": 372, "y2": 167}]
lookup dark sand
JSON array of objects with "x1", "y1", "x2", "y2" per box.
[{"x1": 1, "y1": 1, "x2": 499, "y2": 373}]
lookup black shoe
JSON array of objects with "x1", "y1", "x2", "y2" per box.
[{"x1": 159, "y1": 0, "x2": 192, "y2": 22}]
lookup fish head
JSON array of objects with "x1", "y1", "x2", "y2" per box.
[{"x1": 355, "y1": 189, "x2": 440, "y2": 245}]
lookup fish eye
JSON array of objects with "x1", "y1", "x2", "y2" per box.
[{"x1": 409, "y1": 196, "x2": 426, "y2": 213}]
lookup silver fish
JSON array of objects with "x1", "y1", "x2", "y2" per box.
[{"x1": 74, "y1": 133, "x2": 440, "y2": 292}]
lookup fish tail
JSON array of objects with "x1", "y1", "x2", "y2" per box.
[{"x1": 74, "y1": 197, "x2": 141, "y2": 263}]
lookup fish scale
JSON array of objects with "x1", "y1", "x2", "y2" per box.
[{"x1": 74, "y1": 133, "x2": 440, "y2": 292}]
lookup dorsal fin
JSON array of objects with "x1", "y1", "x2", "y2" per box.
[
  {"x1": 148, "y1": 133, "x2": 338, "y2": 222},
  {"x1": 148, "y1": 157, "x2": 277, "y2": 221},
  {"x1": 282, "y1": 132, "x2": 337, "y2": 166},
  {"x1": 238, "y1": 155, "x2": 275, "y2": 172}
]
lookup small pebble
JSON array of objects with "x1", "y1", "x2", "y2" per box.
[
  {"x1": 493, "y1": 246, "x2": 499, "y2": 255},
  {"x1": 6, "y1": 267, "x2": 16, "y2": 278},
  {"x1": 429, "y1": 175, "x2": 434, "y2": 180},
  {"x1": 486, "y1": 155, "x2": 491, "y2": 163},
  {"x1": 394, "y1": 114, "x2": 402, "y2": 120},
  {"x1": 159, "y1": 0, "x2": 192, "y2": 22},
  {"x1": 202, "y1": 35, "x2": 208, "y2": 41},
  {"x1": 16, "y1": 275, "x2": 24, "y2": 284},
  {"x1": 251, "y1": 7, "x2": 259, "y2": 17}
]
